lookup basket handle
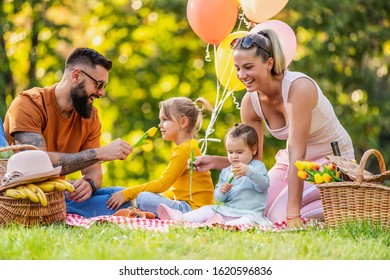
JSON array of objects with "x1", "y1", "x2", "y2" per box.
[
  {"x1": 0, "y1": 144, "x2": 39, "y2": 153},
  {"x1": 356, "y1": 149, "x2": 386, "y2": 183}
]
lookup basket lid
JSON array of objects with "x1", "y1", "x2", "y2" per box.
[
  {"x1": 325, "y1": 155, "x2": 372, "y2": 181},
  {"x1": 326, "y1": 149, "x2": 390, "y2": 183}
]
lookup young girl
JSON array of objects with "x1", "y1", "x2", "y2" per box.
[
  {"x1": 107, "y1": 97, "x2": 214, "y2": 216},
  {"x1": 157, "y1": 124, "x2": 272, "y2": 226}
]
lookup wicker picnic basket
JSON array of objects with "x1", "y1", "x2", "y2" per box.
[
  {"x1": 318, "y1": 149, "x2": 390, "y2": 227},
  {"x1": 0, "y1": 145, "x2": 66, "y2": 226}
]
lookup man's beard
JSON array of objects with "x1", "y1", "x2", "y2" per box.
[{"x1": 71, "y1": 82, "x2": 93, "y2": 119}]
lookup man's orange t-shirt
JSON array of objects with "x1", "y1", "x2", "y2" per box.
[{"x1": 4, "y1": 85, "x2": 101, "y2": 153}]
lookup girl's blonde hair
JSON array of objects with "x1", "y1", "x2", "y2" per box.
[
  {"x1": 225, "y1": 123, "x2": 259, "y2": 158},
  {"x1": 233, "y1": 29, "x2": 286, "y2": 75},
  {"x1": 159, "y1": 97, "x2": 213, "y2": 137}
]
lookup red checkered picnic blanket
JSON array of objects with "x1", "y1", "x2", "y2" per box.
[{"x1": 66, "y1": 214, "x2": 323, "y2": 232}]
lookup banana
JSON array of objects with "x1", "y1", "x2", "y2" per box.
[
  {"x1": 36, "y1": 182, "x2": 56, "y2": 192},
  {"x1": 44, "y1": 180, "x2": 67, "y2": 191},
  {"x1": 36, "y1": 189, "x2": 48, "y2": 206},
  {"x1": 52, "y1": 179, "x2": 75, "y2": 192},
  {"x1": 16, "y1": 185, "x2": 40, "y2": 203},
  {"x1": 26, "y1": 183, "x2": 47, "y2": 205},
  {"x1": 5, "y1": 188, "x2": 28, "y2": 199}
]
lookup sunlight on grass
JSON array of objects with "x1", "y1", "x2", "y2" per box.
[{"x1": 0, "y1": 221, "x2": 389, "y2": 260}]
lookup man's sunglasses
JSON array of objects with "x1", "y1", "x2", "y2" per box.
[
  {"x1": 230, "y1": 36, "x2": 270, "y2": 56},
  {"x1": 79, "y1": 69, "x2": 108, "y2": 90}
]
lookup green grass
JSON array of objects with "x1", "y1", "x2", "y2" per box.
[{"x1": 1, "y1": 221, "x2": 389, "y2": 260}]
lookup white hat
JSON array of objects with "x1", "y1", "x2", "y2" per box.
[{"x1": 0, "y1": 150, "x2": 61, "y2": 190}]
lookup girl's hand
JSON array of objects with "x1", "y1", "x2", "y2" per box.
[
  {"x1": 107, "y1": 191, "x2": 127, "y2": 210},
  {"x1": 220, "y1": 182, "x2": 233, "y2": 193},
  {"x1": 232, "y1": 162, "x2": 249, "y2": 178}
]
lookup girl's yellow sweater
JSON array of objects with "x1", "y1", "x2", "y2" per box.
[{"x1": 122, "y1": 139, "x2": 214, "y2": 209}]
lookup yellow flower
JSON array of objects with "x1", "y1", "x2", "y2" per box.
[
  {"x1": 297, "y1": 170, "x2": 309, "y2": 180},
  {"x1": 133, "y1": 127, "x2": 158, "y2": 148},
  {"x1": 147, "y1": 127, "x2": 158, "y2": 137},
  {"x1": 304, "y1": 161, "x2": 314, "y2": 171},
  {"x1": 322, "y1": 173, "x2": 333, "y2": 183},
  {"x1": 314, "y1": 173, "x2": 324, "y2": 184},
  {"x1": 327, "y1": 163, "x2": 336, "y2": 172},
  {"x1": 295, "y1": 160, "x2": 306, "y2": 171},
  {"x1": 311, "y1": 162, "x2": 321, "y2": 171},
  {"x1": 190, "y1": 139, "x2": 199, "y2": 150}
]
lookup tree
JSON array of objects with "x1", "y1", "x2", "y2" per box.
[{"x1": 1, "y1": 0, "x2": 389, "y2": 183}]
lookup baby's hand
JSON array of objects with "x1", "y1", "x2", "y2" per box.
[
  {"x1": 220, "y1": 182, "x2": 233, "y2": 193},
  {"x1": 232, "y1": 162, "x2": 249, "y2": 178}
]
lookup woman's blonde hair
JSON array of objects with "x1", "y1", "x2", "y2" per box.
[
  {"x1": 234, "y1": 29, "x2": 286, "y2": 75},
  {"x1": 159, "y1": 97, "x2": 212, "y2": 137}
]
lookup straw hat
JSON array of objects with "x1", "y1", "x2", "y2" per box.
[{"x1": 0, "y1": 150, "x2": 61, "y2": 191}]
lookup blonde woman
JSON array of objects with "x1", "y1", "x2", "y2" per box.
[{"x1": 192, "y1": 30, "x2": 355, "y2": 227}]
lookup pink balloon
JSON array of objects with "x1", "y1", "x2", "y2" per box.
[
  {"x1": 187, "y1": 0, "x2": 238, "y2": 45},
  {"x1": 250, "y1": 20, "x2": 296, "y2": 66},
  {"x1": 241, "y1": 0, "x2": 289, "y2": 23}
]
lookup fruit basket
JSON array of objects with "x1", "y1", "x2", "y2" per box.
[
  {"x1": 0, "y1": 145, "x2": 73, "y2": 226},
  {"x1": 318, "y1": 149, "x2": 390, "y2": 227},
  {"x1": 0, "y1": 190, "x2": 66, "y2": 226}
]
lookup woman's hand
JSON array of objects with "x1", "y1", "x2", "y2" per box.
[
  {"x1": 188, "y1": 155, "x2": 214, "y2": 172},
  {"x1": 107, "y1": 191, "x2": 126, "y2": 210},
  {"x1": 286, "y1": 216, "x2": 305, "y2": 229},
  {"x1": 188, "y1": 155, "x2": 230, "y2": 172}
]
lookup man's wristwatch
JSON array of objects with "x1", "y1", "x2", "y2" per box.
[{"x1": 84, "y1": 178, "x2": 97, "y2": 192}]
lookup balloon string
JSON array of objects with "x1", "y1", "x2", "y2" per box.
[
  {"x1": 201, "y1": 9, "x2": 247, "y2": 154},
  {"x1": 201, "y1": 45, "x2": 220, "y2": 154},
  {"x1": 205, "y1": 44, "x2": 211, "y2": 62},
  {"x1": 238, "y1": 12, "x2": 252, "y2": 30},
  {"x1": 231, "y1": 91, "x2": 241, "y2": 110},
  {"x1": 236, "y1": 5, "x2": 245, "y2": 31}
]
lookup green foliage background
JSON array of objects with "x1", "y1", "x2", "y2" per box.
[{"x1": 1, "y1": 0, "x2": 389, "y2": 187}]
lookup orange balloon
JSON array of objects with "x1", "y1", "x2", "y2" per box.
[
  {"x1": 241, "y1": 0, "x2": 289, "y2": 23},
  {"x1": 187, "y1": 0, "x2": 238, "y2": 44},
  {"x1": 216, "y1": 31, "x2": 248, "y2": 91}
]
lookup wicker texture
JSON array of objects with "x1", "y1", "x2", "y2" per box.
[
  {"x1": 319, "y1": 149, "x2": 390, "y2": 227},
  {"x1": 0, "y1": 159, "x2": 6, "y2": 183},
  {"x1": 0, "y1": 190, "x2": 66, "y2": 226},
  {"x1": 0, "y1": 145, "x2": 66, "y2": 226}
]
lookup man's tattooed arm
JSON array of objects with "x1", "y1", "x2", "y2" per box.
[
  {"x1": 52, "y1": 150, "x2": 100, "y2": 175},
  {"x1": 14, "y1": 132, "x2": 101, "y2": 175},
  {"x1": 14, "y1": 131, "x2": 47, "y2": 150}
]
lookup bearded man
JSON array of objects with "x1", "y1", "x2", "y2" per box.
[{"x1": 4, "y1": 48, "x2": 134, "y2": 217}]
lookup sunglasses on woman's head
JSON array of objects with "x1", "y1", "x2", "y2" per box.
[
  {"x1": 79, "y1": 69, "x2": 108, "y2": 90},
  {"x1": 230, "y1": 36, "x2": 270, "y2": 56}
]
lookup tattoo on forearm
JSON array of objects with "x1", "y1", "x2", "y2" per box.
[
  {"x1": 14, "y1": 132, "x2": 100, "y2": 175},
  {"x1": 14, "y1": 132, "x2": 47, "y2": 150},
  {"x1": 55, "y1": 149, "x2": 100, "y2": 175}
]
